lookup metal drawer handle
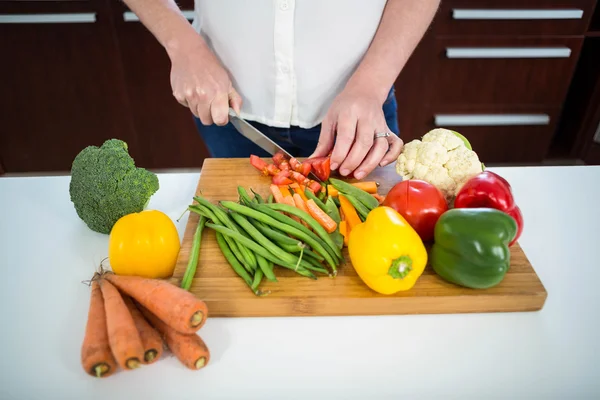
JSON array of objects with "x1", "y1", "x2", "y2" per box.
[
  {"x1": 452, "y1": 9, "x2": 584, "y2": 20},
  {"x1": 124, "y1": 10, "x2": 195, "y2": 22},
  {"x1": 434, "y1": 114, "x2": 550, "y2": 127},
  {"x1": 0, "y1": 13, "x2": 96, "y2": 24},
  {"x1": 446, "y1": 47, "x2": 571, "y2": 59}
]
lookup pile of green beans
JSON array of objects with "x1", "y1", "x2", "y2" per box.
[
  {"x1": 329, "y1": 178, "x2": 379, "y2": 222},
  {"x1": 183, "y1": 185, "x2": 346, "y2": 296}
]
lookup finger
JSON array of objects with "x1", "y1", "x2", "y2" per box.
[
  {"x1": 330, "y1": 113, "x2": 357, "y2": 171},
  {"x1": 309, "y1": 116, "x2": 335, "y2": 159},
  {"x1": 379, "y1": 134, "x2": 404, "y2": 167},
  {"x1": 353, "y1": 136, "x2": 389, "y2": 179},
  {"x1": 338, "y1": 117, "x2": 373, "y2": 176},
  {"x1": 182, "y1": 87, "x2": 201, "y2": 118},
  {"x1": 211, "y1": 92, "x2": 229, "y2": 126},
  {"x1": 196, "y1": 98, "x2": 213, "y2": 125},
  {"x1": 229, "y1": 87, "x2": 243, "y2": 115},
  {"x1": 173, "y1": 91, "x2": 188, "y2": 108}
]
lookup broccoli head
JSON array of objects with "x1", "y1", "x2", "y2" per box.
[{"x1": 69, "y1": 138, "x2": 159, "y2": 234}]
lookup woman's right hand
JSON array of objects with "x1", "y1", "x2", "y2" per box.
[{"x1": 168, "y1": 36, "x2": 242, "y2": 126}]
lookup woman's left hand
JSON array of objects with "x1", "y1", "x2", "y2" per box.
[{"x1": 310, "y1": 87, "x2": 403, "y2": 180}]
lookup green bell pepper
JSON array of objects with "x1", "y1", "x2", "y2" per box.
[{"x1": 430, "y1": 208, "x2": 518, "y2": 289}]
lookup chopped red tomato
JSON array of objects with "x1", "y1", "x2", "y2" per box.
[
  {"x1": 250, "y1": 155, "x2": 269, "y2": 176},
  {"x1": 278, "y1": 160, "x2": 291, "y2": 172},
  {"x1": 272, "y1": 170, "x2": 293, "y2": 185},
  {"x1": 290, "y1": 171, "x2": 309, "y2": 185},
  {"x1": 307, "y1": 180, "x2": 322, "y2": 194},
  {"x1": 290, "y1": 157, "x2": 312, "y2": 176},
  {"x1": 265, "y1": 164, "x2": 281, "y2": 176},
  {"x1": 273, "y1": 152, "x2": 287, "y2": 166},
  {"x1": 305, "y1": 156, "x2": 331, "y2": 181}
]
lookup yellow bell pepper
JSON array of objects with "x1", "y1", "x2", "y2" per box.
[
  {"x1": 348, "y1": 206, "x2": 428, "y2": 295},
  {"x1": 108, "y1": 210, "x2": 181, "y2": 279}
]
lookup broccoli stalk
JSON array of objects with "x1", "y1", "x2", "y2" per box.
[{"x1": 69, "y1": 139, "x2": 159, "y2": 234}]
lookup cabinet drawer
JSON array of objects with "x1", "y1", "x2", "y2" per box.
[
  {"x1": 430, "y1": 37, "x2": 583, "y2": 107},
  {"x1": 432, "y1": 0, "x2": 596, "y2": 36},
  {"x1": 424, "y1": 107, "x2": 560, "y2": 164}
]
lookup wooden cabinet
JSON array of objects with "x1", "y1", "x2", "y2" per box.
[
  {"x1": 109, "y1": 0, "x2": 208, "y2": 170},
  {"x1": 0, "y1": 0, "x2": 142, "y2": 172},
  {"x1": 394, "y1": 0, "x2": 598, "y2": 165}
]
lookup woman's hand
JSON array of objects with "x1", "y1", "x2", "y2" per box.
[
  {"x1": 168, "y1": 36, "x2": 242, "y2": 126},
  {"x1": 310, "y1": 87, "x2": 403, "y2": 180}
]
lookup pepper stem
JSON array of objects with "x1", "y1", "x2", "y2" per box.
[{"x1": 388, "y1": 256, "x2": 413, "y2": 279}]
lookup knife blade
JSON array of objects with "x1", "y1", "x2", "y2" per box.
[{"x1": 228, "y1": 108, "x2": 324, "y2": 183}]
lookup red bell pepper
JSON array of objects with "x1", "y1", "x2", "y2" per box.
[{"x1": 454, "y1": 171, "x2": 523, "y2": 246}]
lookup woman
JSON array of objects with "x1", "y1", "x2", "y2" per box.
[{"x1": 121, "y1": 0, "x2": 440, "y2": 179}]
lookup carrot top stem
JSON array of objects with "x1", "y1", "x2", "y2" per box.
[
  {"x1": 126, "y1": 359, "x2": 141, "y2": 369},
  {"x1": 191, "y1": 311, "x2": 204, "y2": 327},
  {"x1": 145, "y1": 350, "x2": 158, "y2": 363},
  {"x1": 94, "y1": 364, "x2": 109, "y2": 378},
  {"x1": 196, "y1": 357, "x2": 207, "y2": 369}
]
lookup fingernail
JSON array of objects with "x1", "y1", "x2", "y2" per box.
[
  {"x1": 379, "y1": 161, "x2": 388, "y2": 167},
  {"x1": 340, "y1": 168, "x2": 350, "y2": 176},
  {"x1": 331, "y1": 163, "x2": 339, "y2": 170},
  {"x1": 355, "y1": 171, "x2": 365, "y2": 179}
]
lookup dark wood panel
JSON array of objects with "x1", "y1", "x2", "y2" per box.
[
  {"x1": 432, "y1": 0, "x2": 597, "y2": 36},
  {"x1": 430, "y1": 36, "x2": 583, "y2": 107},
  {"x1": 0, "y1": 156, "x2": 4, "y2": 175},
  {"x1": 110, "y1": 1, "x2": 208, "y2": 169},
  {"x1": 553, "y1": 37, "x2": 600, "y2": 160},
  {"x1": 0, "y1": 1, "x2": 98, "y2": 13},
  {"x1": 394, "y1": 30, "x2": 435, "y2": 141},
  {"x1": 420, "y1": 105, "x2": 561, "y2": 164},
  {"x1": 0, "y1": 3, "x2": 141, "y2": 173}
]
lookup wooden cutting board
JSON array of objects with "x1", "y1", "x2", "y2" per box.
[{"x1": 172, "y1": 158, "x2": 547, "y2": 317}]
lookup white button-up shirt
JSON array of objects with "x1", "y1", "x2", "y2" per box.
[{"x1": 192, "y1": 0, "x2": 388, "y2": 129}]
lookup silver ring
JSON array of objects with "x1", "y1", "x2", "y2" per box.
[{"x1": 374, "y1": 132, "x2": 391, "y2": 139}]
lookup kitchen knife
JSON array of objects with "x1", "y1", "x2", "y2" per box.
[{"x1": 228, "y1": 108, "x2": 324, "y2": 183}]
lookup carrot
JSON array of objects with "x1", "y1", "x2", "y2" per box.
[
  {"x1": 306, "y1": 199, "x2": 337, "y2": 233},
  {"x1": 282, "y1": 195, "x2": 304, "y2": 225},
  {"x1": 339, "y1": 220, "x2": 349, "y2": 247},
  {"x1": 292, "y1": 193, "x2": 311, "y2": 228},
  {"x1": 98, "y1": 279, "x2": 145, "y2": 370},
  {"x1": 270, "y1": 184, "x2": 286, "y2": 204},
  {"x1": 139, "y1": 305, "x2": 210, "y2": 371},
  {"x1": 279, "y1": 185, "x2": 292, "y2": 198},
  {"x1": 339, "y1": 194, "x2": 362, "y2": 230},
  {"x1": 81, "y1": 280, "x2": 118, "y2": 378},
  {"x1": 339, "y1": 207, "x2": 345, "y2": 221},
  {"x1": 287, "y1": 183, "x2": 300, "y2": 190},
  {"x1": 372, "y1": 193, "x2": 386, "y2": 205},
  {"x1": 295, "y1": 185, "x2": 310, "y2": 203},
  {"x1": 327, "y1": 181, "x2": 379, "y2": 197},
  {"x1": 122, "y1": 295, "x2": 164, "y2": 364},
  {"x1": 104, "y1": 273, "x2": 208, "y2": 335}
]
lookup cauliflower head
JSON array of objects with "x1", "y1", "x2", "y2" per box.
[{"x1": 395, "y1": 128, "x2": 483, "y2": 201}]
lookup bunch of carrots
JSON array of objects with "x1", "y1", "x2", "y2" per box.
[
  {"x1": 81, "y1": 270, "x2": 210, "y2": 378},
  {"x1": 180, "y1": 176, "x2": 386, "y2": 295}
]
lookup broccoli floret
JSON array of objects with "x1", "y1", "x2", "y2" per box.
[{"x1": 69, "y1": 138, "x2": 159, "y2": 234}]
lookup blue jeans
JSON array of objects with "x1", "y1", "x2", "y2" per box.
[{"x1": 194, "y1": 87, "x2": 399, "y2": 158}]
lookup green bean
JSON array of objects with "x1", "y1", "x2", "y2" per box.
[
  {"x1": 343, "y1": 193, "x2": 370, "y2": 221},
  {"x1": 194, "y1": 196, "x2": 258, "y2": 270},
  {"x1": 237, "y1": 186, "x2": 254, "y2": 206},
  {"x1": 303, "y1": 248, "x2": 324, "y2": 262},
  {"x1": 324, "y1": 197, "x2": 341, "y2": 223},
  {"x1": 252, "y1": 268, "x2": 264, "y2": 291},
  {"x1": 251, "y1": 189, "x2": 265, "y2": 204},
  {"x1": 262, "y1": 203, "x2": 342, "y2": 260},
  {"x1": 247, "y1": 217, "x2": 303, "y2": 248},
  {"x1": 318, "y1": 189, "x2": 327, "y2": 202},
  {"x1": 215, "y1": 232, "x2": 254, "y2": 290},
  {"x1": 206, "y1": 223, "x2": 317, "y2": 279},
  {"x1": 304, "y1": 188, "x2": 327, "y2": 211},
  {"x1": 329, "y1": 178, "x2": 379, "y2": 210},
  {"x1": 180, "y1": 216, "x2": 206, "y2": 291},
  {"x1": 267, "y1": 194, "x2": 274, "y2": 204},
  {"x1": 332, "y1": 196, "x2": 340, "y2": 208},
  {"x1": 191, "y1": 204, "x2": 255, "y2": 272},
  {"x1": 256, "y1": 254, "x2": 277, "y2": 282},
  {"x1": 229, "y1": 212, "x2": 318, "y2": 274},
  {"x1": 220, "y1": 201, "x2": 338, "y2": 272}
]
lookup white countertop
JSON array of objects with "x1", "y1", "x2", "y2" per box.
[{"x1": 1, "y1": 165, "x2": 599, "y2": 400}]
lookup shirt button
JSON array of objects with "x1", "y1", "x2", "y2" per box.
[{"x1": 280, "y1": 0, "x2": 289, "y2": 10}]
